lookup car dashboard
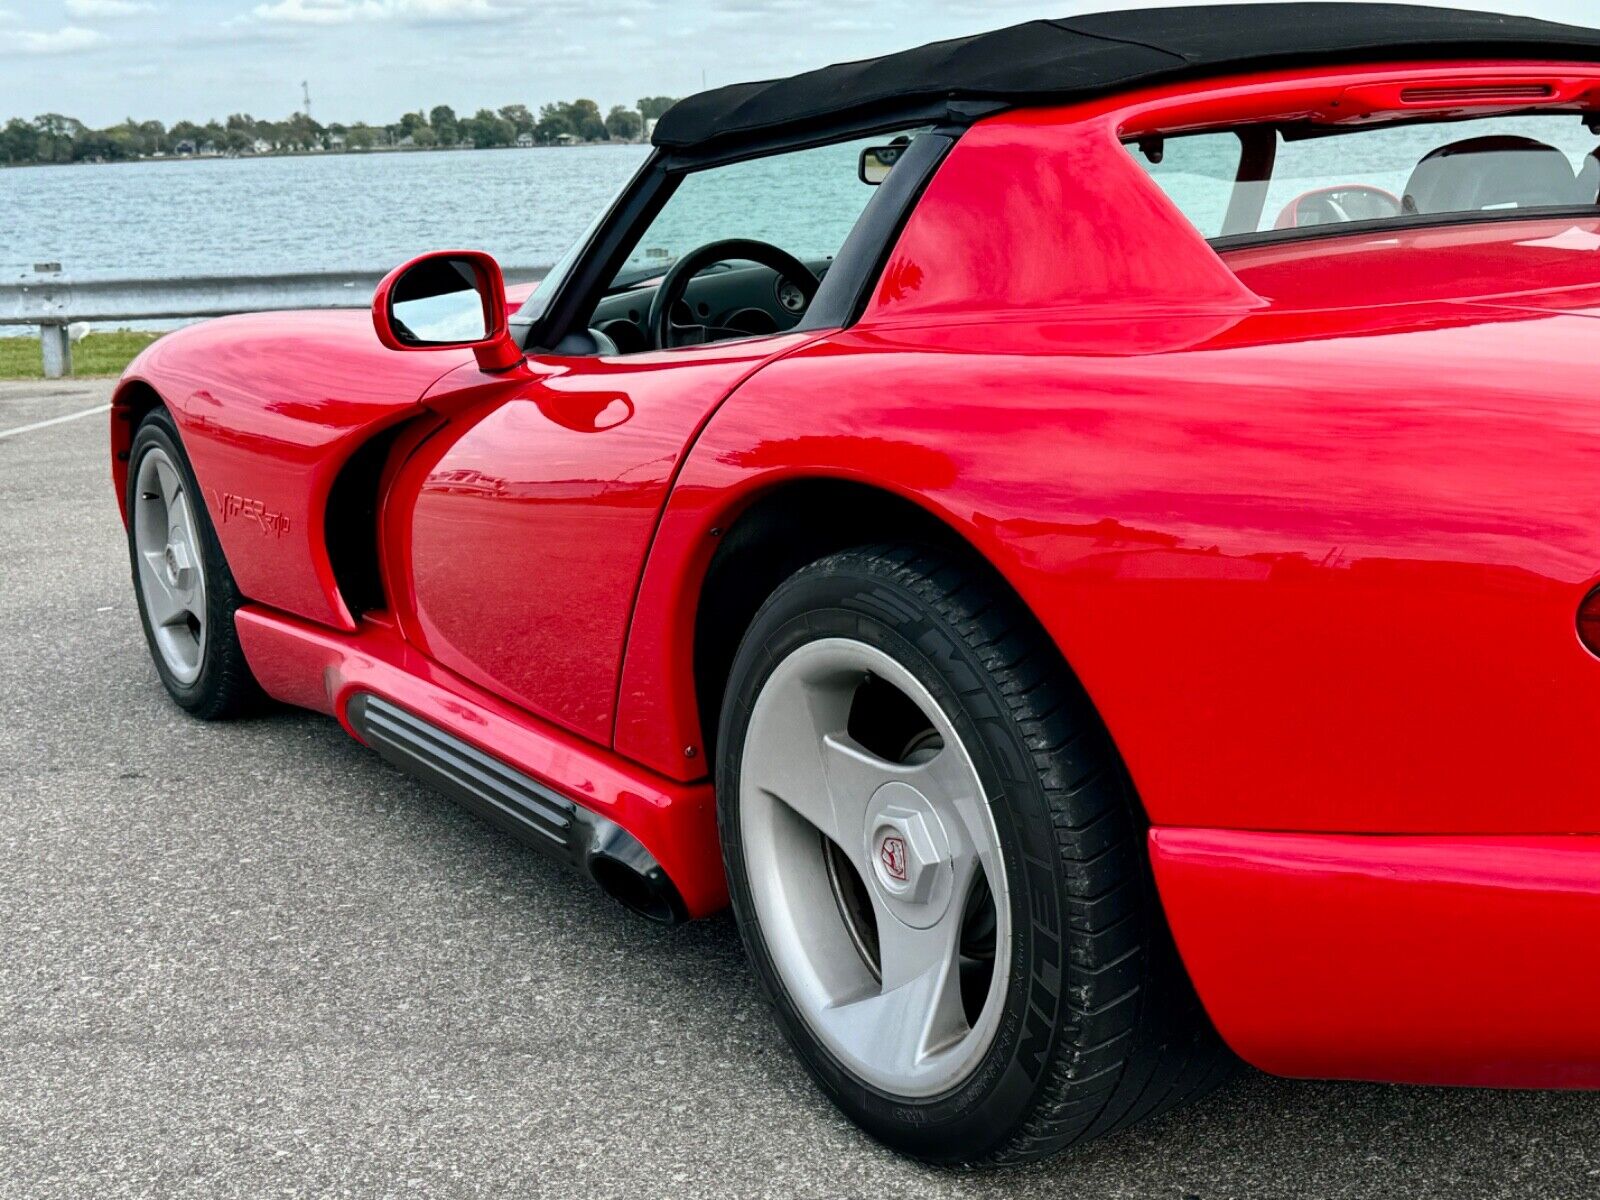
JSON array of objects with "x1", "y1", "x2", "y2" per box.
[{"x1": 588, "y1": 257, "x2": 833, "y2": 354}]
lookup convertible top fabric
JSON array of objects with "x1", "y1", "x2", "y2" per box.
[{"x1": 652, "y1": 3, "x2": 1600, "y2": 152}]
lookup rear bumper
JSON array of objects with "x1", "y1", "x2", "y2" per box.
[{"x1": 1151, "y1": 828, "x2": 1600, "y2": 1088}]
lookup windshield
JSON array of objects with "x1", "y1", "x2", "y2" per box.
[
  {"x1": 514, "y1": 165, "x2": 639, "y2": 324},
  {"x1": 610, "y1": 132, "x2": 919, "y2": 288},
  {"x1": 1128, "y1": 113, "x2": 1600, "y2": 243}
]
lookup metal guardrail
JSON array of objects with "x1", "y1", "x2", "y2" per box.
[{"x1": 0, "y1": 266, "x2": 551, "y2": 378}]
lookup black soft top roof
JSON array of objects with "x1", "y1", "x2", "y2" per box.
[{"x1": 653, "y1": 3, "x2": 1600, "y2": 153}]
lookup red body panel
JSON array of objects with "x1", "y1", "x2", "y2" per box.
[
  {"x1": 116, "y1": 312, "x2": 470, "y2": 629},
  {"x1": 618, "y1": 157, "x2": 1600, "y2": 830},
  {"x1": 118, "y1": 60, "x2": 1600, "y2": 1091},
  {"x1": 383, "y1": 334, "x2": 817, "y2": 746},
  {"x1": 1150, "y1": 828, "x2": 1600, "y2": 1086}
]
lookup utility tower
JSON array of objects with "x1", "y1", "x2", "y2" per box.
[{"x1": 302, "y1": 81, "x2": 312, "y2": 121}]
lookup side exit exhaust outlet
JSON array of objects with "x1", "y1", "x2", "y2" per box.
[{"x1": 345, "y1": 692, "x2": 689, "y2": 925}]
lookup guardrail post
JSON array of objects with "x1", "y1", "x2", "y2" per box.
[{"x1": 40, "y1": 324, "x2": 72, "y2": 379}]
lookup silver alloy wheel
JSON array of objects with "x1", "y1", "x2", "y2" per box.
[
  {"x1": 740, "y1": 638, "x2": 1011, "y2": 1098},
  {"x1": 132, "y1": 445, "x2": 208, "y2": 686}
]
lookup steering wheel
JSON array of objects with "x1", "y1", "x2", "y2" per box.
[{"x1": 647, "y1": 238, "x2": 821, "y2": 350}]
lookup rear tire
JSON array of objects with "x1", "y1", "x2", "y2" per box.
[
  {"x1": 716, "y1": 544, "x2": 1231, "y2": 1164},
  {"x1": 126, "y1": 407, "x2": 263, "y2": 720}
]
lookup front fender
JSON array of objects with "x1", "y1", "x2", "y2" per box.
[{"x1": 112, "y1": 311, "x2": 471, "y2": 630}]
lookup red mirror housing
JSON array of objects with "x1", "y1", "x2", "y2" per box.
[{"x1": 372, "y1": 250, "x2": 523, "y2": 373}]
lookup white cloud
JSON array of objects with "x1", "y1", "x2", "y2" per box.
[
  {"x1": 394, "y1": 0, "x2": 503, "y2": 17},
  {"x1": 14, "y1": 25, "x2": 104, "y2": 53},
  {"x1": 64, "y1": 0, "x2": 156, "y2": 17},
  {"x1": 252, "y1": 0, "x2": 376, "y2": 23},
  {"x1": 253, "y1": 0, "x2": 506, "y2": 23}
]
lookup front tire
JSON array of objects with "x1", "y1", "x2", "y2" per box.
[
  {"x1": 126, "y1": 407, "x2": 262, "y2": 720},
  {"x1": 717, "y1": 544, "x2": 1230, "y2": 1164}
]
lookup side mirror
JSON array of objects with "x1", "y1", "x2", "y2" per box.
[
  {"x1": 859, "y1": 140, "x2": 909, "y2": 185},
  {"x1": 1274, "y1": 185, "x2": 1403, "y2": 230},
  {"x1": 372, "y1": 250, "x2": 523, "y2": 372}
]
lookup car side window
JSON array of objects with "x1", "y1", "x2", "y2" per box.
[
  {"x1": 613, "y1": 136, "x2": 896, "y2": 287},
  {"x1": 582, "y1": 130, "x2": 929, "y2": 354},
  {"x1": 1127, "y1": 132, "x2": 1245, "y2": 240},
  {"x1": 1129, "y1": 115, "x2": 1600, "y2": 244}
]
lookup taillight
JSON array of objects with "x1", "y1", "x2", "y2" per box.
[{"x1": 1579, "y1": 587, "x2": 1600, "y2": 658}]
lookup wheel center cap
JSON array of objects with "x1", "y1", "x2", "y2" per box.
[
  {"x1": 877, "y1": 831, "x2": 910, "y2": 883},
  {"x1": 864, "y1": 781, "x2": 953, "y2": 929},
  {"x1": 164, "y1": 539, "x2": 194, "y2": 590}
]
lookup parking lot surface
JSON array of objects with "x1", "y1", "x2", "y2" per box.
[{"x1": 3, "y1": 379, "x2": 1599, "y2": 1198}]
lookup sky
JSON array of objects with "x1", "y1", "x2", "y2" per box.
[{"x1": 2, "y1": 0, "x2": 1599, "y2": 128}]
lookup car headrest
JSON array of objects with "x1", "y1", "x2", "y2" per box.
[{"x1": 1403, "y1": 136, "x2": 1589, "y2": 215}]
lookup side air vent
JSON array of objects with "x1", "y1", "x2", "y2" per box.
[
  {"x1": 324, "y1": 429, "x2": 400, "y2": 620},
  {"x1": 346, "y1": 693, "x2": 687, "y2": 923},
  {"x1": 1578, "y1": 587, "x2": 1600, "y2": 660}
]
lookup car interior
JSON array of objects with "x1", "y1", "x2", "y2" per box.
[
  {"x1": 574, "y1": 114, "x2": 1600, "y2": 354},
  {"x1": 560, "y1": 113, "x2": 1600, "y2": 355},
  {"x1": 1131, "y1": 113, "x2": 1600, "y2": 244},
  {"x1": 1403, "y1": 134, "x2": 1600, "y2": 214},
  {"x1": 585, "y1": 252, "x2": 828, "y2": 355},
  {"x1": 573, "y1": 134, "x2": 920, "y2": 355}
]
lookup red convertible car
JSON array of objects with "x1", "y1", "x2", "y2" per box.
[{"x1": 113, "y1": 2, "x2": 1600, "y2": 1163}]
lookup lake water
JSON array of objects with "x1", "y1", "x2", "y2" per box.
[
  {"x1": 1, "y1": 144, "x2": 651, "y2": 281},
  {"x1": 5, "y1": 113, "x2": 1597, "y2": 301}
]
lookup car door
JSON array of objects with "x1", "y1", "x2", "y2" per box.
[
  {"x1": 381, "y1": 127, "x2": 945, "y2": 748},
  {"x1": 381, "y1": 335, "x2": 815, "y2": 746}
]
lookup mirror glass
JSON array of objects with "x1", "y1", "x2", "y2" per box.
[
  {"x1": 388, "y1": 257, "x2": 489, "y2": 345},
  {"x1": 859, "y1": 139, "x2": 910, "y2": 185}
]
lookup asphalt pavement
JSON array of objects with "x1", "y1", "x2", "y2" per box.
[{"x1": 3, "y1": 378, "x2": 1599, "y2": 1199}]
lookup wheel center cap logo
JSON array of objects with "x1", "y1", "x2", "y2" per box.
[{"x1": 878, "y1": 834, "x2": 908, "y2": 883}]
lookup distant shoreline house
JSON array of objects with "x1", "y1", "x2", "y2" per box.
[{"x1": 515, "y1": 131, "x2": 535, "y2": 149}]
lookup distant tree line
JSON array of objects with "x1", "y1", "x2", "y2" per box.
[{"x1": 0, "y1": 96, "x2": 680, "y2": 166}]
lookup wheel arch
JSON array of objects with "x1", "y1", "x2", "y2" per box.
[
  {"x1": 110, "y1": 377, "x2": 167, "y2": 524},
  {"x1": 693, "y1": 479, "x2": 961, "y2": 760},
  {"x1": 617, "y1": 471, "x2": 1131, "y2": 783},
  {"x1": 679, "y1": 477, "x2": 1112, "y2": 784}
]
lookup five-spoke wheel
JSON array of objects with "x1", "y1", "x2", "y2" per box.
[
  {"x1": 739, "y1": 637, "x2": 1009, "y2": 1097},
  {"x1": 717, "y1": 544, "x2": 1231, "y2": 1163},
  {"x1": 132, "y1": 444, "x2": 208, "y2": 685},
  {"x1": 125, "y1": 406, "x2": 261, "y2": 719}
]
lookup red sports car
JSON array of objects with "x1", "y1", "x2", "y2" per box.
[{"x1": 112, "y1": 2, "x2": 1600, "y2": 1164}]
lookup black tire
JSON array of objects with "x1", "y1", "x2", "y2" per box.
[
  {"x1": 125, "y1": 407, "x2": 264, "y2": 720},
  {"x1": 716, "y1": 544, "x2": 1232, "y2": 1164}
]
